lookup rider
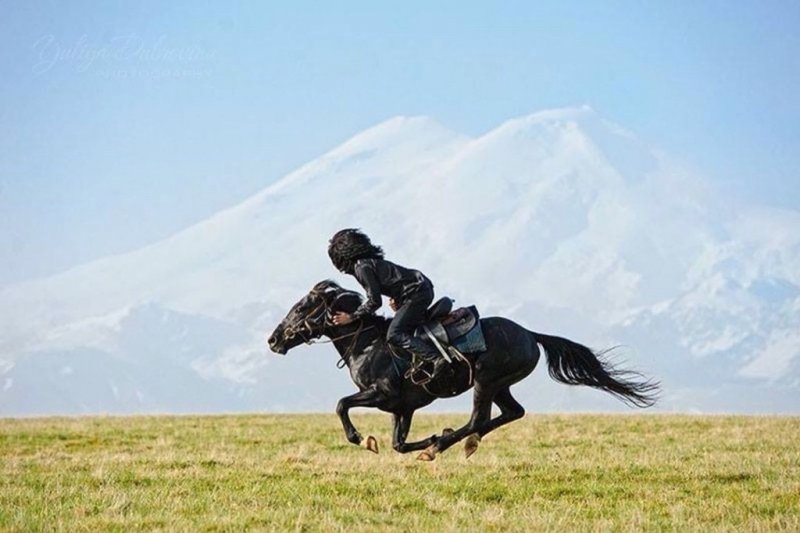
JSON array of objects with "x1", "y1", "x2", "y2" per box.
[{"x1": 327, "y1": 229, "x2": 446, "y2": 379}]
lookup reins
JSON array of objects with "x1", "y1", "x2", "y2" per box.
[
  {"x1": 307, "y1": 321, "x2": 375, "y2": 369},
  {"x1": 285, "y1": 289, "x2": 375, "y2": 369}
]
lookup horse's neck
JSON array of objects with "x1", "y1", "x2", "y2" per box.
[{"x1": 329, "y1": 320, "x2": 384, "y2": 366}]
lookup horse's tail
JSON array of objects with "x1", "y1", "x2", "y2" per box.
[{"x1": 533, "y1": 332, "x2": 660, "y2": 408}]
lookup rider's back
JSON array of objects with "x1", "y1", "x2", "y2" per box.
[{"x1": 354, "y1": 258, "x2": 432, "y2": 303}]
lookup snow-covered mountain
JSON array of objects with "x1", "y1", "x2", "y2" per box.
[{"x1": 2, "y1": 106, "x2": 798, "y2": 415}]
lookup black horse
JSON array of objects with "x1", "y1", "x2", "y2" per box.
[{"x1": 267, "y1": 280, "x2": 659, "y2": 460}]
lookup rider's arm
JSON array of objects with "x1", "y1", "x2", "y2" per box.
[{"x1": 352, "y1": 261, "x2": 382, "y2": 318}]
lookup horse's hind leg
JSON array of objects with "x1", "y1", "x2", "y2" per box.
[
  {"x1": 460, "y1": 386, "x2": 526, "y2": 458},
  {"x1": 391, "y1": 411, "x2": 438, "y2": 453},
  {"x1": 417, "y1": 383, "x2": 495, "y2": 461},
  {"x1": 481, "y1": 386, "x2": 525, "y2": 436}
]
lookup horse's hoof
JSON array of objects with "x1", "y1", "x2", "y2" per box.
[
  {"x1": 464, "y1": 433, "x2": 481, "y2": 459},
  {"x1": 364, "y1": 435, "x2": 379, "y2": 454},
  {"x1": 347, "y1": 432, "x2": 363, "y2": 446},
  {"x1": 417, "y1": 443, "x2": 437, "y2": 461},
  {"x1": 417, "y1": 450, "x2": 436, "y2": 462}
]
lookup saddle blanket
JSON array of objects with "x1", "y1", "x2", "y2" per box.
[{"x1": 418, "y1": 305, "x2": 487, "y2": 354}]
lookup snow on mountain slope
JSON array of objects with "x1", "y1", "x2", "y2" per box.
[
  {"x1": 0, "y1": 116, "x2": 468, "y2": 352},
  {"x1": 1, "y1": 106, "x2": 798, "y2": 415}
]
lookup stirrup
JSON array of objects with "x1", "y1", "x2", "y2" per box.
[
  {"x1": 405, "y1": 360, "x2": 435, "y2": 385},
  {"x1": 426, "y1": 357, "x2": 448, "y2": 380}
]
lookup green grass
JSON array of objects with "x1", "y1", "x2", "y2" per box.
[{"x1": 1, "y1": 413, "x2": 798, "y2": 531}]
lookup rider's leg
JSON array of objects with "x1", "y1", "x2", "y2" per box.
[{"x1": 386, "y1": 287, "x2": 446, "y2": 377}]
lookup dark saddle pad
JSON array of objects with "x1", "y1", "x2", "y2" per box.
[{"x1": 415, "y1": 303, "x2": 486, "y2": 354}]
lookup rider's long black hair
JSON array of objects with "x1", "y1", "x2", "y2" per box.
[{"x1": 328, "y1": 229, "x2": 384, "y2": 274}]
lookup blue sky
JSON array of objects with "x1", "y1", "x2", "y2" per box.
[{"x1": 1, "y1": 1, "x2": 799, "y2": 287}]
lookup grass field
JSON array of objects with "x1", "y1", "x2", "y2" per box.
[{"x1": 1, "y1": 413, "x2": 798, "y2": 531}]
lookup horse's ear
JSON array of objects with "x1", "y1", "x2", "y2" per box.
[{"x1": 332, "y1": 292, "x2": 362, "y2": 313}]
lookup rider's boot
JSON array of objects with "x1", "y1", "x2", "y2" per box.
[{"x1": 404, "y1": 336, "x2": 448, "y2": 380}]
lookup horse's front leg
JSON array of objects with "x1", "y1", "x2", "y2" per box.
[
  {"x1": 336, "y1": 387, "x2": 383, "y2": 452},
  {"x1": 391, "y1": 411, "x2": 440, "y2": 454}
]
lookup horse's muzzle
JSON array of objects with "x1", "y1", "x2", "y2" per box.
[{"x1": 267, "y1": 333, "x2": 287, "y2": 355}]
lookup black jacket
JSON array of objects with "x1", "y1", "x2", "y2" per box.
[{"x1": 351, "y1": 258, "x2": 433, "y2": 318}]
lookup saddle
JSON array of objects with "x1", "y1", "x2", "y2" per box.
[{"x1": 414, "y1": 298, "x2": 487, "y2": 357}]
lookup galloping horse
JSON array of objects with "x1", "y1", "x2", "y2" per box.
[{"x1": 268, "y1": 280, "x2": 659, "y2": 460}]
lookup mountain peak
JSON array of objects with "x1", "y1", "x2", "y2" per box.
[
  {"x1": 518, "y1": 104, "x2": 597, "y2": 124},
  {"x1": 327, "y1": 115, "x2": 467, "y2": 159},
  {"x1": 488, "y1": 105, "x2": 630, "y2": 139},
  {"x1": 470, "y1": 105, "x2": 657, "y2": 183}
]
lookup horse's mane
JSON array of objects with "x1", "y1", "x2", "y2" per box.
[
  {"x1": 312, "y1": 279, "x2": 391, "y2": 331},
  {"x1": 312, "y1": 279, "x2": 344, "y2": 293}
]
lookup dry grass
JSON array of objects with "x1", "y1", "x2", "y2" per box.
[{"x1": 1, "y1": 413, "x2": 798, "y2": 531}]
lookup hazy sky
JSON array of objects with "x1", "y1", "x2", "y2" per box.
[{"x1": 1, "y1": 1, "x2": 799, "y2": 287}]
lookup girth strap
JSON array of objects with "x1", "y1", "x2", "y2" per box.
[{"x1": 423, "y1": 325, "x2": 453, "y2": 363}]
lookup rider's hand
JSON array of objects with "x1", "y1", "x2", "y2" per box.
[
  {"x1": 389, "y1": 298, "x2": 398, "y2": 312},
  {"x1": 332, "y1": 312, "x2": 354, "y2": 326}
]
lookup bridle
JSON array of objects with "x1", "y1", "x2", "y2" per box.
[
  {"x1": 282, "y1": 288, "x2": 375, "y2": 367},
  {"x1": 282, "y1": 295, "x2": 328, "y2": 344}
]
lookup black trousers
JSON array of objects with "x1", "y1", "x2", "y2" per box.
[{"x1": 386, "y1": 285, "x2": 439, "y2": 361}]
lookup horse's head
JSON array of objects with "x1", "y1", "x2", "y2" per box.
[{"x1": 267, "y1": 280, "x2": 363, "y2": 355}]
